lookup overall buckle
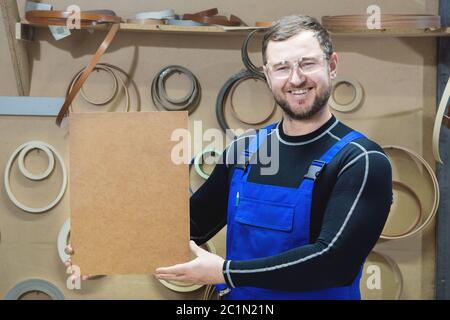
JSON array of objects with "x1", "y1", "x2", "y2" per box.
[{"x1": 304, "y1": 160, "x2": 327, "y2": 181}]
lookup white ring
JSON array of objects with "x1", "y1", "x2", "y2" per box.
[
  {"x1": 4, "y1": 141, "x2": 68, "y2": 213},
  {"x1": 329, "y1": 76, "x2": 364, "y2": 113},
  {"x1": 17, "y1": 142, "x2": 55, "y2": 181},
  {"x1": 57, "y1": 218, "x2": 70, "y2": 263},
  {"x1": 158, "y1": 241, "x2": 216, "y2": 293},
  {"x1": 134, "y1": 9, "x2": 175, "y2": 20}
]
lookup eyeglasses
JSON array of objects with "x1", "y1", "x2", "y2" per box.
[{"x1": 266, "y1": 54, "x2": 328, "y2": 79}]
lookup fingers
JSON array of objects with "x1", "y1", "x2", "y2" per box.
[
  {"x1": 155, "y1": 263, "x2": 186, "y2": 275},
  {"x1": 156, "y1": 273, "x2": 188, "y2": 282},
  {"x1": 64, "y1": 244, "x2": 74, "y2": 255}
]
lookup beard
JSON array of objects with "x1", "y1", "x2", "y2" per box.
[{"x1": 274, "y1": 84, "x2": 331, "y2": 121}]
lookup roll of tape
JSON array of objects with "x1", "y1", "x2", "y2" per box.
[
  {"x1": 134, "y1": 9, "x2": 175, "y2": 20},
  {"x1": 381, "y1": 145, "x2": 440, "y2": 240},
  {"x1": 228, "y1": 75, "x2": 276, "y2": 125},
  {"x1": 381, "y1": 181, "x2": 423, "y2": 239},
  {"x1": 4, "y1": 141, "x2": 68, "y2": 213},
  {"x1": 194, "y1": 149, "x2": 221, "y2": 180},
  {"x1": 68, "y1": 63, "x2": 133, "y2": 113},
  {"x1": 158, "y1": 241, "x2": 216, "y2": 293},
  {"x1": 362, "y1": 251, "x2": 403, "y2": 300},
  {"x1": 57, "y1": 218, "x2": 71, "y2": 263},
  {"x1": 4, "y1": 279, "x2": 65, "y2": 300},
  {"x1": 329, "y1": 76, "x2": 364, "y2": 113}
]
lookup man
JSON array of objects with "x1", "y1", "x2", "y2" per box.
[
  {"x1": 154, "y1": 15, "x2": 392, "y2": 300},
  {"x1": 67, "y1": 15, "x2": 392, "y2": 300}
]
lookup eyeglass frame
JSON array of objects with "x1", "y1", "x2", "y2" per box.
[{"x1": 264, "y1": 53, "x2": 329, "y2": 79}]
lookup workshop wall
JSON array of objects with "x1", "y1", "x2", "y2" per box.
[{"x1": 0, "y1": 0, "x2": 439, "y2": 299}]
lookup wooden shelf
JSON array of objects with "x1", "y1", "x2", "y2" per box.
[
  {"x1": 17, "y1": 20, "x2": 266, "y2": 38},
  {"x1": 17, "y1": 20, "x2": 450, "y2": 39},
  {"x1": 329, "y1": 27, "x2": 450, "y2": 37}
]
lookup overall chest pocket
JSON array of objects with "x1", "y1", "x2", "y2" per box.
[
  {"x1": 232, "y1": 196, "x2": 297, "y2": 259},
  {"x1": 235, "y1": 197, "x2": 295, "y2": 232}
]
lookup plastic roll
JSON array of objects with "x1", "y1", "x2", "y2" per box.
[
  {"x1": 158, "y1": 241, "x2": 216, "y2": 293},
  {"x1": 194, "y1": 149, "x2": 221, "y2": 179},
  {"x1": 4, "y1": 141, "x2": 68, "y2": 213},
  {"x1": 329, "y1": 76, "x2": 364, "y2": 113},
  {"x1": 134, "y1": 9, "x2": 175, "y2": 20},
  {"x1": 4, "y1": 279, "x2": 65, "y2": 300},
  {"x1": 57, "y1": 218, "x2": 71, "y2": 263}
]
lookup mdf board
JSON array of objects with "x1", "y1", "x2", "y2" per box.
[{"x1": 69, "y1": 112, "x2": 190, "y2": 275}]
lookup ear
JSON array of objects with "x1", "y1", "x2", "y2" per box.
[
  {"x1": 328, "y1": 52, "x2": 338, "y2": 80},
  {"x1": 263, "y1": 65, "x2": 272, "y2": 89}
]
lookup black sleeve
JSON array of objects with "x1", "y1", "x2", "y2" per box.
[
  {"x1": 223, "y1": 151, "x2": 393, "y2": 292},
  {"x1": 189, "y1": 151, "x2": 230, "y2": 246}
]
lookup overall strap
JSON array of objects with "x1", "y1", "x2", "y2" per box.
[
  {"x1": 238, "y1": 123, "x2": 277, "y2": 172},
  {"x1": 303, "y1": 131, "x2": 365, "y2": 182}
]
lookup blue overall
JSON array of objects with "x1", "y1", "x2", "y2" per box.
[{"x1": 218, "y1": 124, "x2": 364, "y2": 300}]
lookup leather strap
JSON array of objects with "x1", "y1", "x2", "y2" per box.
[
  {"x1": 25, "y1": 10, "x2": 121, "y2": 27},
  {"x1": 181, "y1": 8, "x2": 246, "y2": 26},
  {"x1": 432, "y1": 75, "x2": 450, "y2": 163},
  {"x1": 381, "y1": 145, "x2": 440, "y2": 240},
  {"x1": 67, "y1": 63, "x2": 137, "y2": 113},
  {"x1": 25, "y1": 10, "x2": 122, "y2": 125},
  {"x1": 255, "y1": 21, "x2": 273, "y2": 27},
  {"x1": 322, "y1": 14, "x2": 441, "y2": 31},
  {"x1": 181, "y1": 8, "x2": 218, "y2": 19},
  {"x1": 57, "y1": 23, "x2": 120, "y2": 125}
]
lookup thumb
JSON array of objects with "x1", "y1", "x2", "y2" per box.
[{"x1": 189, "y1": 240, "x2": 204, "y2": 257}]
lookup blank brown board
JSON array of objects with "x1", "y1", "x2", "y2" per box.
[{"x1": 69, "y1": 111, "x2": 189, "y2": 275}]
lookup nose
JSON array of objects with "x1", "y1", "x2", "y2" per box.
[{"x1": 288, "y1": 65, "x2": 306, "y2": 86}]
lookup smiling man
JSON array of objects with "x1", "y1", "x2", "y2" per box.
[{"x1": 155, "y1": 15, "x2": 393, "y2": 300}]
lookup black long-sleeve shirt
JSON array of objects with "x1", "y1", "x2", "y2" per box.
[{"x1": 190, "y1": 115, "x2": 392, "y2": 292}]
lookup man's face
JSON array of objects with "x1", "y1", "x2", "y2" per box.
[{"x1": 263, "y1": 31, "x2": 337, "y2": 121}]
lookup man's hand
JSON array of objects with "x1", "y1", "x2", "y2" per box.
[
  {"x1": 155, "y1": 240, "x2": 226, "y2": 285},
  {"x1": 64, "y1": 244, "x2": 91, "y2": 281}
]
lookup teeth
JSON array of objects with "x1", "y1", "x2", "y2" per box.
[{"x1": 290, "y1": 88, "x2": 311, "y2": 95}]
